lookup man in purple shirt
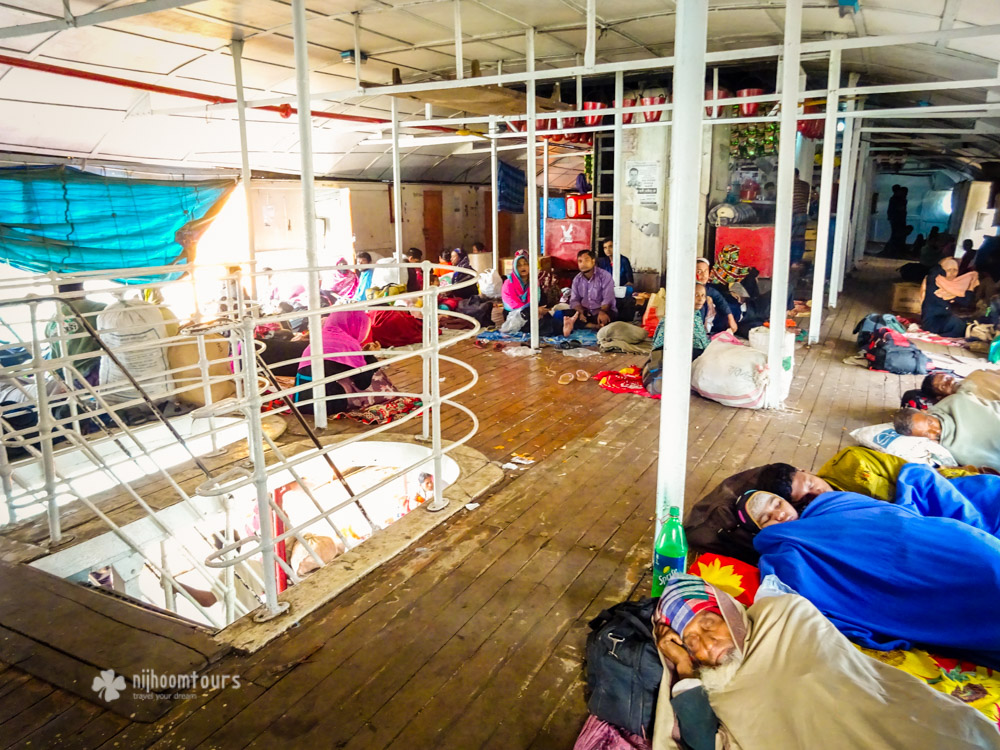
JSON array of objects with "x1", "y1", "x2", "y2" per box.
[{"x1": 569, "y1": 249, "x2": 617, "y2": 329}]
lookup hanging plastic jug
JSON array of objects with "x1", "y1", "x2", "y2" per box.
[{"x1": 651, "y1": 507, "x2": 688, "y2": 597}]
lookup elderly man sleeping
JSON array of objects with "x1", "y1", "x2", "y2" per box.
[
  {"x1": 734, "y1": 462, "x2": 1000, "y2": 671},
  {"x1": 650, "y1": 573, "x2": 1000, "y2": 750},
  {"x1": 895, "y1": 392, "x2": 1000, "y2": 470}
]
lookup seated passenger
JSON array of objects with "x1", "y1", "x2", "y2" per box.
[
  {"x1": 652, "y1": 573, "x2": 1000, "y2": 750},
  {"x1": 695, "y1": 258, "x2": 737, "y2": 335},
  {"x1": 295, "y1": 311, "x2": 393, "y2": 413},
  {"x1": 692, "y1": 284, "x2": 709, "y2": 358},
  {"x1": 738, "y1": 462, "x2": 1000, "y2": 668},
  {"x1": 569, "y1": 249, "x2": 616, "y2": 329},
  {"x1": 442, "y1": 248, "x2": 477, "y2": 300},
  {"x1": 921, "y1": 368, "x2": 1000, "y2": 403},
  {"x1": 353, "y1": 252, "x2": 374, "y2": 301},
  {"x1": 895, "y1": 392, "x2": 1000, "y2": 470},
  {"x1": 405, "y1": 248, "x2": 423, "y2": 293},
  {"x1": 500, "y1": 249, "x2": 568, "y2": 336},
  {"x1": 596, "y1": 238, "x2": 634, "y2": 286},
  {"x1": 920, "y1": 257, "x2": 978, "y2": 337}
]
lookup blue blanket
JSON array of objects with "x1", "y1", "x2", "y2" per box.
[{"x1": 756, "y1": 471, "x2": 1000, "y2": 668}]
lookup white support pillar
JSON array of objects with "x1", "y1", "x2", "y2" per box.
[
  {"x1": 489, "y1": 116, "x2": 499, "y2": 269},
  {"x1": 353, "y1": 12, "x2": 363, "y2": 88},
  {"x1": 829, "y1": 73, "x2": 860, "y2": 307},
  {"x1": 453, "y1": 0, "x2": 463, "y2": 80},
  {"x1": 525, "y1": 28, "x2": 540, "y2": 349},
  {"x1": 231, "y1": 39, "x2": 257, "y2": 297},
  {"x1": 612, "y1": 70, "x2": 624, "y2": 287},
  {"x1": 836, "y1": 122, "x2": 862, "y2": 295},
  {"x1": 656, "y1": 0, "x2": 707, "y2": 528},
  {"x1": 809, "y1": 48, "x2": 840, "y2": 344},
  {"x1": 850, "y1": 139, "x2": 871, "y2": 267},
  {"x1": 391, "y1": 97, "x2": 404, "y2": 263},
  {"x1": 542, "y1": 138, "x2": 549, "y2": 257},
  {"x1": 291, "y1": 0, "x2": 327, "y2": 428},
  {"x1": 765, "y1": 0, "x2": 803, "y2": 409},
  {"x1": 584, "y1": 0, "x2": 596, "y2": 70}
]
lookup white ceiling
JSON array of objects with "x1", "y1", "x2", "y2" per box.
[{"x1": 0, "y1": 0, "x2": 998, "y2": 187}]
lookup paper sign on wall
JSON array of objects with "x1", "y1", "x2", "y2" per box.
[{"x1": 626, "y1": 160, "x2": 660, "y2": 209}]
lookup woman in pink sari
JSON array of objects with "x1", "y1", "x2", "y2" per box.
[{"x1": 295, "y1": 311, "x2": 394, "y2": 412}]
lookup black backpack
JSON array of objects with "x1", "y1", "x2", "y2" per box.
[
  {"x1": 900, "y1": 388, "x2": 932, "y2": 410},
  {"x1": 871, "y1": 340, "x2": 930, "y2": 375},
  {"x1": 853, "y1": 313, "x2": 905, "y2": 349},
  {"x1": 585, "y1": 597, "x2": 662, "y2": 738}
]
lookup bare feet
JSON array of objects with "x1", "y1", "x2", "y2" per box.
[{"x1": 563, "y1": 311, "x2": 580, "y2": 337}]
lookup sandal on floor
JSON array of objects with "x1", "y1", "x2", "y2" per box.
[
  {"x1": 575, "y1": 369, "x2": 590, "y2": 382},
  {"x1": 558, "y1": 372, "x2": 575, "y2": 385},
  {"x1": 473, "y1": 339, "x2": 487, "y2": 349}
]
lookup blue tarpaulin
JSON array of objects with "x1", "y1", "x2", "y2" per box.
[{"x1": 0, "y1": 166, "x2": 236, "y2": 282}]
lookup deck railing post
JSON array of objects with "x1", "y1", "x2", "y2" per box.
[
  {"x1": 525, "y1": 28, "x2": 541, "y2": 350},
  {"x1": 656, "y1": 0, "x2": 707, "y2": 532},
  {"x1": 426, "y1": 285, "x2": 447, "y2": 512},
  {"x1": 29, "y1": 300, "x2": 61, "y2": 544},
  {"x1": 239, "y1": 315, "x2": 286, "y2": 621},
  {"x1": 421, "y1": 260, "x2": 431, "y2": 441}
]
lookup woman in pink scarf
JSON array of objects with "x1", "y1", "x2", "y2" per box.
[{"x1": 295, "y1": 311, "x2": 394, "y2": 412}]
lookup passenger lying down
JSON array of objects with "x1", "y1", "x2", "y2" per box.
[
  {"x1": 650, "y1": 573, "x2": 1000, "y2": 750},
  {"x1": 683, "y1": 445, "x2": 986, "y2": 564},
  {"x1": 738, "y1": 462, "x2": 1000, "y2": 669}
]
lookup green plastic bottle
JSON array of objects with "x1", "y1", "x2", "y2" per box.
[
  {"x1": 651, "y1": 508, "x2": 689, "y2": 597},
  {"x1": 989, "y1": 337, "x2": 1000, "y2": 365}
]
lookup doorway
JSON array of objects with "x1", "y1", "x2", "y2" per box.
[{"x1": 423, "y1": 190, "x2": 443, "y2": 259}]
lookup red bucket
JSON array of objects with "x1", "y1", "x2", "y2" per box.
[
  {"x1": 641, "y1": 95, "x2": 667, "y2": 122},
  {"x1": 704, "y1": 88, "x2": 731, "y2": 118},
  {"x1": 621, "y1": 98, "x2": 636, "y2": 124},
  {"x1": 736, "y1": 88, "x2": 765, "y2": 117},
  {"x1": 583, "y1": 101, "x2": 605, "y2": 126}
]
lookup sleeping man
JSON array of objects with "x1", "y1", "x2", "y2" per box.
[
  {"x1": 735, "y1": 462, "x2": 1000, "y2": 670},
  {"x1": 651, "y1": 573, "x2": 1000, "y2": 750},
  {"x1": 894, "y1": 391, "x2": 1000, "y2": 470}
]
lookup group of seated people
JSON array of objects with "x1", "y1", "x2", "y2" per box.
[{"x1": 654, "y1": 443, "x2": 1000, "y2": 748}]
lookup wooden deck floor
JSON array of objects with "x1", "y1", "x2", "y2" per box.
[{"x1": 1, "y1": 258, "x2": 940, "y2": 749}]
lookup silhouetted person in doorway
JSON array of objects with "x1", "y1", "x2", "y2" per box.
[{"x1": 886, "y1": 185, "x2": 909, "y2": 254}]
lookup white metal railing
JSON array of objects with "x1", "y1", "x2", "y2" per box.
[{"x1": 0, "y1": 259, "x2": 480, "y2": 627}]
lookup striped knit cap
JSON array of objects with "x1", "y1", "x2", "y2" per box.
[{"x1": 655, "y1": 572, "x2": 721, "y2": 636}]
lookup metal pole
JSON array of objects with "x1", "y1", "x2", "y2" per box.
[
  {"x1": 612, "y1": 70, "x2": 624, "y2": 287},
  {"x1": 240, "y1": 317, "x2": 286, "y2": 620},
  {"x1": 391, "y1": 97, "x2": 404, "y2": 264},
  {"x1": 489, "y1": 116, "x2": 499, "y2": 269},
  {"x1": 525, "y1": 28, "x2": 540, "y2": 349},
  {"x1": 809, "y1": 48, "x2": 840, "y2": 344},
  {"x1": 231, "y1": 39, "x2": 258, "y2": 299},
  {"x1": 838, "y1": 121, "x2": 862, "y2": 293},
  {"x1": 764, "y1": 0, "x2": 803, "y2": 409},
  {"x1": 453, "y1": 0, "x2": 463, "y2": 80},
  {"x1": 29, "y1": 302, "x2": 60, "y2": 544},
  {"x1": 542, "y1": 138, "x2": 549, "y2": 259},
  {"x1": 829, "y1": 73, "x2": 859, "y2": 307},
  {"x1": 656, "y1": 0, "x2": 707, "y2": 528},
  {"x1": 353, "y1": 12, "x2": 363, "y2": 88},
  {"x1": 426, "y1": 284, "x2": 447, "y2": 512},
  {"x1": 421, "y1": 260, "x2": 431, "y2": 440},
  {"x1": 850, "y1": 139, "x2": 871, "y2": 267},
  {"x1": 291, "y1": 0, "x2": 327, "y2": 428},
  {"x1": 584, "y1": 0, "x2": 596, "y2": 70}
]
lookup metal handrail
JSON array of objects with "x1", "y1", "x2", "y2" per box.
[{"x1": 0, "y1": 259, "x2": 481, "y2": 626}]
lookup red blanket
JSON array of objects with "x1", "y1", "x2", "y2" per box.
[
  {"x1": 593, "y1": 366, "x2": 659, "y2": 399},
  {"x1": 368, "y1": 309, "x2": 423, "y2": 347}
]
